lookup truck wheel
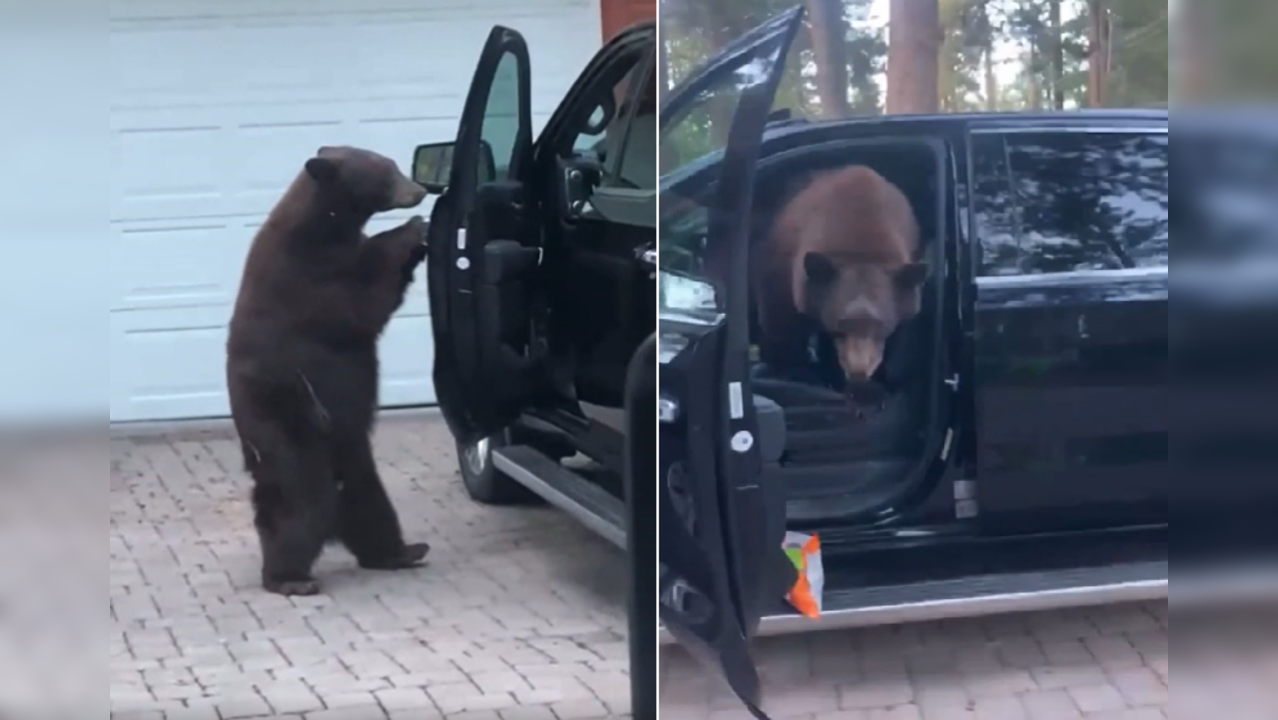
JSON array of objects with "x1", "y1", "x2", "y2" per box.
[{"x1": 456, "y1": 432, "x2": 541, "y2": 505}]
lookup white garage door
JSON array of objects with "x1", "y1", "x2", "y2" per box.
[{"x1": 109, "y1": 0, "x2": 600, "y2": 423}]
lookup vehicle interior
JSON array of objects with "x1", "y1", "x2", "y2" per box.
[
  {"x1": 545, "y1": 57, "x2": 656, "y2": 413},
  {"x1": 743, "y1": 139, "x2": 953, "y2": 523},
  {"x1": 533, "y1": 46, "x2": 654, "y2": 410},
  {"x1": 495, "y1": 37, "x2": 656, "y2": 495},
  {"x1": 421, "y1": 27, "x2": 656, "y2": 549}
]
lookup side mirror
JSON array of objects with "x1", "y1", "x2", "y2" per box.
[{"x1": 411, "y1": 140, "x2": 497, "y2": 194}]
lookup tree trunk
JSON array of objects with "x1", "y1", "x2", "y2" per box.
[
  {"x1": 806, "y1": 0, "x2": 851, "y2": 118},
  {"x1": 984, "y1": 45, "x2": 998, "y2": 110},
  {"x1": 1049, "y1": 0, "x2": 1065, "y2": 109},
  {"x1": 1027, "y1": 47, "x2": 1043, "y2": 110},
  {"x1": 886, "y1": 0, "x2": 942, "y2": 114},
  {"x1": 1087, "y1": 0, "x2": 1109, "y2": 107}
]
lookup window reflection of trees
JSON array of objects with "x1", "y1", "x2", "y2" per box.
[
  {"x1": 974, "y1": 132, "x2": 1168, "y2": 277},
  {"x1": 970, "y1": 136, "x2": 1023, "y2": 276}
]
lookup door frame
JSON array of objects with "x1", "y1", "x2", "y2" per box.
[
  {"x1": 426, "y1": 25, "x2": 535, "y2": 445},
  {"x1": 656, "y1": 6, "x2": 806, "y2": 716},
  {"x1": 533, "y1": 21, "x2": 655, "y2": 171}
]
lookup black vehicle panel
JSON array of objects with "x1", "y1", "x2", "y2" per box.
[
  {"x1": 973, "y1": 271, "x2": 1167, "y2": 530},
  {"x1": 967, "y1": 123, "x2": 1168, "y2": 531},
  {"x1": 658, "y1": 111, "x2": 1172, "y2": 535}
]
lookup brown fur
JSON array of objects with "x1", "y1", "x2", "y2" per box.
[
  {"x1": 753, "y1": 165, "x2": 927, "y2": 386},
  {"x1": 226, "y1": 146, "x2": 431, "y2": 596}
]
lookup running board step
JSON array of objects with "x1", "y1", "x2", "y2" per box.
[
  {"x1": 492, "y1": 445, "x2": 626, "y2": 549},
  {"x1": 658, "y1": 559, "x2": 1166, "y2": 643}
]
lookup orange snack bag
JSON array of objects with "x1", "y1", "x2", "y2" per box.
[{"x1": 782, "y1": 531, "x2": 824, "y2": 619}]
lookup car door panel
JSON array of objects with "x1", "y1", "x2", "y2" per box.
[
  {"x1": 524, "y1": 26, "x2": 655, "y2": 411},
  {"x1": 657, "y1": 7, "x2": 805, "y2": 716},
  {"x1": 975, "y1": 270, "x2": 1168, "y2": 528},
  {"x1": 425, "y1": 27, "x2": 541, "y2": 445},
  {"x1": 561, "y1": 217, "x2": 652, "y2": 408},
  {"x1": 556, "y1": 44, "x2": 656, "y2": 409},
  {"x1": 969, "y1": 125, "x2": 1169, "y2": 531}
]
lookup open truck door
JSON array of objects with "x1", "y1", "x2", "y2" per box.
[
  {"x1": 656, "y1": 7, "x2": 805, "y2": 717},
  {"x1": 417, "y1": 26, "x2": 543, "y2": 446}
]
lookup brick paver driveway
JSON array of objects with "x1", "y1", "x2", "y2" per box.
[
  {"x1": 661, "y1": 602, "x2": 1170, "y2": 720},
  {"x1": 111, "y1": 414, "x2": 630, "y2": 720}
]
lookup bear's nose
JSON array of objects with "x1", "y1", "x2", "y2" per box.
[{"x1": 844, "y1": 372, "x2": 877, "y2": 394}]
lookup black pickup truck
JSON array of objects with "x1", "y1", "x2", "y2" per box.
[{"x1": 658, "y1": 6, "x2": 1274, "y2": 714}]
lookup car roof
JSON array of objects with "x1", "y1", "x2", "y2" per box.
[
  {"x1": 660, "y1": 109, "x2": 1167, "y2": 193},
  {"x1": 817, "y1": 108, "x2": 1166, "y2": 125},
  {"x1": 762, "y1": 108, "x2": 1166, "y2": 137}
]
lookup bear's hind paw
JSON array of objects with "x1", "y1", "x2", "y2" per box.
[
  {"x1": 263, "y1": 578, "x2": 322, "y2": 596},
  {"x1": 358, "y1": 541, "x2": 430, "y2": 570}
]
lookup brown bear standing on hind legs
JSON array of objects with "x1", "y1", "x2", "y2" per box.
[
  {"x1": 226, "y1": 146, "x2": 432, "y2": 596},
  {"x1": 752, "y1": 164, "x2": 928, "y2": 398}
]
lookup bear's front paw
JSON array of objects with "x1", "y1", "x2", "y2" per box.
[
  {"x1": 408, "y1": 239, "x2": 429, "y2": 267},
  {"x1": 358, "y1": 541, "x2": 431, "y2": 570}
]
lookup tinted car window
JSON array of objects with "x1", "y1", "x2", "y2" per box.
[
  {"x1": 972, "y1": 130, "x2": 1168, "y2": 276},
  {"x1": 657, "y1": 68, "x2": 759, "y2": 322},
  {"x1": 601, "y1": 53, "x2": 657, "y2": 190}
]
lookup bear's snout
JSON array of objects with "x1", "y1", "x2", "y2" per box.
[
  {"x1": 392, "y1": 181, "x2": 428, "y2": 209},
  {"x1": 834, "y1": 335, "x2": 884, "y2": 382}
]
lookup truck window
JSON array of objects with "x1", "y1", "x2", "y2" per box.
[
  {"x1": 972, "y1": 129, "x2": 1168, "y2": 277},
  {"x1": 657, "y1": 68, "x2": 757, "y2": 323},
  {"x1": 601, "y1": 54, "x2": 657, "y2": 190}
]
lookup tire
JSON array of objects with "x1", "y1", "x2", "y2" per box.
[{"x1": 455, "y1": 431, "x2": 542, "y2": 505}]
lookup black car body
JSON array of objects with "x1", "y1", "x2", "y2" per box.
[
  {"x1": 655, "y1": 6, "x2": 1266, "y2": 712},
  {"x1": 417, "y1": 22, "x2": 659, "y2": 547}
]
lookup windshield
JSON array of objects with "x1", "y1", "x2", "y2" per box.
[{"x1": 657, "y1": 7, "x2": 806, "y2": 325}]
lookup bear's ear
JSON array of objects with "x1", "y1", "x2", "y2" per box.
[
  {"x1": 803, "y1": 252, "x2": 838, "y2": 287},
  {"x1": 894, "y1": 262, "x2": 929, "y2": 290},
  {"x1": 305, "y1": 157, "x2": 339, "y2": 184}
]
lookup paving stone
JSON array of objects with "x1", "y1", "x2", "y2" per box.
[
  {"x1": 661, "y1": 602, "x2": 1171, "y2": 719},
  {"x1": 109, "y1": 416, "x2": 627, "y2": 716}
]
